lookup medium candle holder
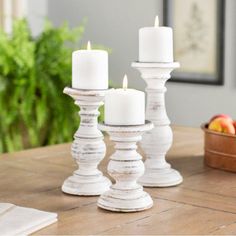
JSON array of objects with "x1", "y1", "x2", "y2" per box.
[
  {"x1": 132, "y1": 62, "x2": 183, "y2": 187},
  {"x1": 97, "y1": 121, "x2": 153, "y2": 212},
  {"x1": 62, "y1": 87, "x2": 111, "y2": 196}
]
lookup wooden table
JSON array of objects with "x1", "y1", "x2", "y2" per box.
[{"x1": 0, "y1": 126, "x2": 236, "y2": 235}]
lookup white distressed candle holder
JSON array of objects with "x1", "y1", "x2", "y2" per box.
[
  {"x1": 97, "y1": 121, "x2": 154, "y2": 212},
  {"x1": 62, "y1": 87, "x2": 111, "y2": 196},
  {"x1": 132, "y1": 62, "x2": 183, "y2": 187}
]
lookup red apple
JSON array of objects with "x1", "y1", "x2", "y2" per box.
[
  {"x1": 209, "y1": 114, "x2": 233, "y2": 123},
  {"x1": 209, "y1": 117, "x2": 235, "y2": 135}
]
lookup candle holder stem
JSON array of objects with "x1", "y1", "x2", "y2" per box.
[
  {"x1": 132, "y1": 62, "x2": 183, "y2": 187},
  {"x1": 62, "y1": 87, "x2": 111, "y2": 196},
  {"x1": 97, "y1": 121, "x2": 153, "y2": 212}
]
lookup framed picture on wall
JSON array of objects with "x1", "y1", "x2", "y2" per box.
[{"x1": 164, "y1": 0, "x2": 225, "y2": 85}]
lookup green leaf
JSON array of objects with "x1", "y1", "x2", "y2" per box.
[{"x1": 0, "y1": 18, "x2": 109, "y2": 153}]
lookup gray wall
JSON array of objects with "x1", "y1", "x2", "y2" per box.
[
  {"x1": 47, "y1": 0, "x2": 236, "y2": 127},
  {"x1": 27, "y1": 0, "x2": 47, "y2": 36}
]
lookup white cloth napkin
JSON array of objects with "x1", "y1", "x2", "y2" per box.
[{"x1": 0, "y1": 203, "x2": 57, "y2": 235}]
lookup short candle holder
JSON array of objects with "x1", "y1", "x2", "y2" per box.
[
  {"x1": 132, "y1": 62, "x2": 183, "y2": 187},
  {"x1": 62, "y1": 87, "x2": 111, "y2": 196},
  {"x1": 97, "y1": 121, "x2": 154, "y2": 212}
]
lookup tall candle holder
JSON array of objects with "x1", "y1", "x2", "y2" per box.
[
  {"x1": 62, "y1": 87, "x2": 111, "y2": 196},
  {"x1": 132, "y1": 62, "x2": 183, "y2": 187},
  {"x1": 97, "y1": 121, "x2": 153, "y2": 212}
]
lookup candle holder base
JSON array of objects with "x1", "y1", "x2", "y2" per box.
[
  {"x1": 61, "y1": 87, "x2": 111, "y2": 196},
  {"x1": 62, "y1": 174, "x2": 111, "y2": 196},
  {"x1": 98, "y1": 187, "x2": 153, "y2": 212},
  {"x1": 97, "y1": 121, "x2": 154, "y2": 212},
  {"x1": 139, "y1": 167, "x2": 183, "y2": 187}
]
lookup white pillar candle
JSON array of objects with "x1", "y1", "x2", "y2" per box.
[
  {"x1": 139, "y1": 16, "x2": 173, "y2": 62},
  {"x1": 72, "y1": 41, "x2": 108, "y2": 90},
  {"x1": 105, "y1": 75, "x2": 145, "y2": 126}
]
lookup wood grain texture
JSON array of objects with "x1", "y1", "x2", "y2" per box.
[{"x1": 0, "y1": 126, "x2": 236, "y2": 235}]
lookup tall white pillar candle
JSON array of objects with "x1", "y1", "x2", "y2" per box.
[
  {"x1": 72, "y1": 41, "x2": 108, "y2": 90},
  {"x1": 105, "y1": 75, "x2": 145, "y2": 126},
  {"x1": 139, "y1": 16, "x2": 173, "y2": 62}
]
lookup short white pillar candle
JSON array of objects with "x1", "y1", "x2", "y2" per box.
[
  {"x1": 139, "y1": 16, "x2": 173, "y2": 62},
  {"x1": 72, "y1": 41, "x2": 108, "y2": 90},
  {"x1": 105, "y1": 75, "x2": 145, "y2": 126}
]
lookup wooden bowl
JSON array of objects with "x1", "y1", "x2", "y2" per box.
[{"x1": 201, "y1": 123, "x2": 236, "y2": 172}]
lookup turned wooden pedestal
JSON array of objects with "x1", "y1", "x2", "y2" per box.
[
  {"x1": 61, "y1": 87, "x2": 111, "y2": 196},
  {"x1": 132, "y1": 62, "x2": 183, "y2": 187},
  {"x1": 97, "y1": 121, "x2": 153, "y2": 212}
]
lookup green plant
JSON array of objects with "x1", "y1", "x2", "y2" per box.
[{"x1": 0, "y1": 19, "x2": 92, "y2": 153}]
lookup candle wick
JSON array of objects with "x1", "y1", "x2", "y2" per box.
[
  {"x1": 123, "y1": 74, "x2": 128, "y2": 90},
  {"x1": 87, "y1": 41, "x2": 91, "y2": 50},
  {"x1": 154, "y1": 15, "x2": 159, "y2": 27}
]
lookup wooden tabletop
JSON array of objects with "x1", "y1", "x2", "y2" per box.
[{"x1": 0, "y1": 126, "x2": 236, "y2": 235}]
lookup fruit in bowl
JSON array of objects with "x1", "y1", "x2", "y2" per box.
[
  {"x1": 208, "y1": 114, "x2": 235, "y2": 135},
  {"x1": 202, "y1": 114, "x2": 236, "y2": 172}
]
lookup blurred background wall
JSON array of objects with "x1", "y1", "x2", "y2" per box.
[{"x1": 28, "y1": 0, "x2": 236, "y2": 127}]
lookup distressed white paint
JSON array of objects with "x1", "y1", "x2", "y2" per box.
[
  {"x1": 132, "y1": 62, "x2": 183, "y2": 187},
  {"x1": 62, "y1": 87, "x2": 111, "y2": 196},
  {"x1": 97, "y1": 121, "x2": 154, "y2": 212}
]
